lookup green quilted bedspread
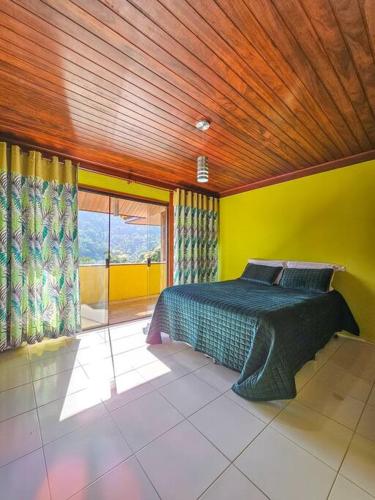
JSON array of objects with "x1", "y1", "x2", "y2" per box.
[{"x1": 146, "y1": 280, "x2": 359, "y2": 401}]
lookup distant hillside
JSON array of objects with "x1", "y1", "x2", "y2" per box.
[{"x1": 78, "y1": 211, "x2": 161, "y2": 264}]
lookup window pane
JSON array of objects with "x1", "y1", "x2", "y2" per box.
[
  {"x1": 79, "y1": 210, "x2": 110, "y2": 265},
  {"x1": 110, "y1": 216, "x2": 162, "y2": 263}
]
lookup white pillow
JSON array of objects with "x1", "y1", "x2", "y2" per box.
[
  {"x1": 285, "y1": 261, "x2": 345, "y2": 290},
  {"x1": 248, "y1": 258, "x2": 286, "y2": 267},
  {"x1": 286, "y1": 261, "x2": 345, "y2": 271},
  {"x1": 248, "y1": 259, "x2": 286, "y2": 284}
]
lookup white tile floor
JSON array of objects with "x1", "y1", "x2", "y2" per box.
[{"x1": 0, "y1": 320, "x2": 374, "y2": 500}]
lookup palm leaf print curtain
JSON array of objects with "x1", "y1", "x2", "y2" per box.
[
  {"x1": 0, "y1": 143, "x2": 80, "y2": 350},
  {"x1": 173, "y1": 188, "x2": 219, "y2": 284}
]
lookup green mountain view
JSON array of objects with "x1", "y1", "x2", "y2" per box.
[{"x1": 78, "y1": 211, "x2": 161, "y2": 264}]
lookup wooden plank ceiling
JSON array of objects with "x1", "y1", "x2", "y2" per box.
[
  {"x1": 0, "y1": 0, "x2": 374, "y2": 196},
  {"x1": 78, "y1": 190, "x2": 165, "y2": 225}
]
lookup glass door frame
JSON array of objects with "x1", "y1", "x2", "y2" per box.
[
  {"x1": 78, "y1": 184, "x2": 171, "y2": 330},
  {"x1": 78, "y1": 189, "x2": 111, "y2": 331}
]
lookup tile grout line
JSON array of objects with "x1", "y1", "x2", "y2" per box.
[
  {"x1": 60, "y1": 327, "x2": 146, "y2": 500},
  {"x1": 31, "y1": 370, "x2": 53, "y2": 500},
  {"x1": 32, "y1": 363, "x2": 90, "y2": 411},
  {"x1": 195, "y1": 462, "x2": 235, "y2": 499},
  {"x1": 295, "y1": 397, "x2": 364, "y2": 432},
  {"x1": 0, "y1": 381, "x2": 37, "y2": 425},
  {"x1": 268, "y1": 401, "x2": 353, "y2": 472},
  {"x1": 0, "y1": 445, "x2": 44, "y2": 471},
  {"x1": 294, "y1": 343, "x2": 375, "y2": 429},
  {"x1": 330, "y1": 475, "x2": 375, "y2": 500},
  {"x1": 226, "y1": 393, "x2": 350, "y2": 499},
  {"x1": 294, "y1": 336, "x2": 345, "y2": 392},
  {"x1": 296, "y1": 340, "x2": 373, "y2": 392},
  {"x1": 224, "y1": 337, "x2": 351, "y2": 489},
  {"x1": 325, "y1": 376, "x2": 375, "y2": 499},
  {"x1": 185, "y1": 363, "x2": 301, "y2": 500},
  {"x1": 68, "y1": 404, "x2": 163, "y2": 500},
  {"x1": 61, "y1": 393, "x2": 162, "y2": 498},
  {"x1": 152, "y1": 373, "x2": 274, "y2": 499},
  {"x1": 147, "y1": 388, "x2": 240, "y2": 499},
  {"x1": 231, "y1": 465, "x2": 272, "y2": 500},
  {"x1": 60, "y1": 330, "x2": 191, "y2": 498},
  {"x1": 0, "y1": 362, "x2": 33, "y2": 394},
  {"x1": 48, "y1": 329, "x2": 139, "y2": 500},
  {"x1": 192, "y1": 418, "x2": 272, "y2": 500},
  {"x1": 226, "y1": 334, "x2": 342, "y2": 424},
  {"x1": 78, "y1": 341, "x2": 190, "y2": 386},
  {"x1": 132, "y1": 455, "x2": 163, "y2": 500},
  {"x1": 92, "y1": 354, "x2": 234, "y2": 499}
]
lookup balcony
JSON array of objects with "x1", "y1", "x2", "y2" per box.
[{"x1": 79, "y1": 262, "x2": 167, "y2": 329}]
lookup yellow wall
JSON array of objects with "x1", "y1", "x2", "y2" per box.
[
  {"x1": 220, "y1": 160, "x2": 375, "y2": 343},
  {"x1": 78, "y1": 169, "x2": 170, "y2": 203},
  {"x1": 79, "y1": 265, "x2": 108, "y2": 305},
  {"x1": 80, "y1": 263, "x2": 166, "y2": 303},
  {"x1": 109, "y1": 263, "x2": 166, "y2": 300}
]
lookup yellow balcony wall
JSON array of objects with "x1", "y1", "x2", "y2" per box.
[
  {"x1": 79, "y1": 265, "x2": 108, "y2": 305},
  {"x1": 79, "y1": 263, "x2": 166, "y2": 304}
]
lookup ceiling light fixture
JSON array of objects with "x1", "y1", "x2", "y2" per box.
[
  {"x1": 195, "y1": 119, "x2": 210, "y2": 131},
  {"x1": 197, "y1": 156, "x2": 209, "y2": 183}
]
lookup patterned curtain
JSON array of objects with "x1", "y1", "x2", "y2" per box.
[
  {"x1": 173, "y1": 188, "x2": 219, "y2": 284},
  {"x1": 0, "y1": 143, "x2": 80, "y2": 350}
]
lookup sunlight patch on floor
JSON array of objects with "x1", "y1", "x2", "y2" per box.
[{"x1": 58, "y1": 322, "x2": 171, "y2": 421}]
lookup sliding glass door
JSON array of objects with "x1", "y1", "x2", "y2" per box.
[
  {"x1": 78, "y1": 189, "x2": 168, "y2": 330},
  {"x1": 78, "y1": 190, "x2": 110, "y2": 330},
  {"x1": 109, "y1": 197, "x2": 168, "y2": 324}
]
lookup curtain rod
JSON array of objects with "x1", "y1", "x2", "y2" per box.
[
  {"x1": 1, "y1": 136, "x2": 174, "y2": 193},
  {"x1": 1, "y1": 136, "x2": 219, "y2": 198}
]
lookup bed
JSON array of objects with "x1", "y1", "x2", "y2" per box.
[{"x1": 146, "y1": 279, "x2": 359, "y2": 401}]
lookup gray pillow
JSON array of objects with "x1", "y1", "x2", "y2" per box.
[
  {"x1": 279, "y1": 267, "x2": 333, "y2": 292},
  {"x1": 240, "y1": 264, "x2": 283, "y2": 285}
]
